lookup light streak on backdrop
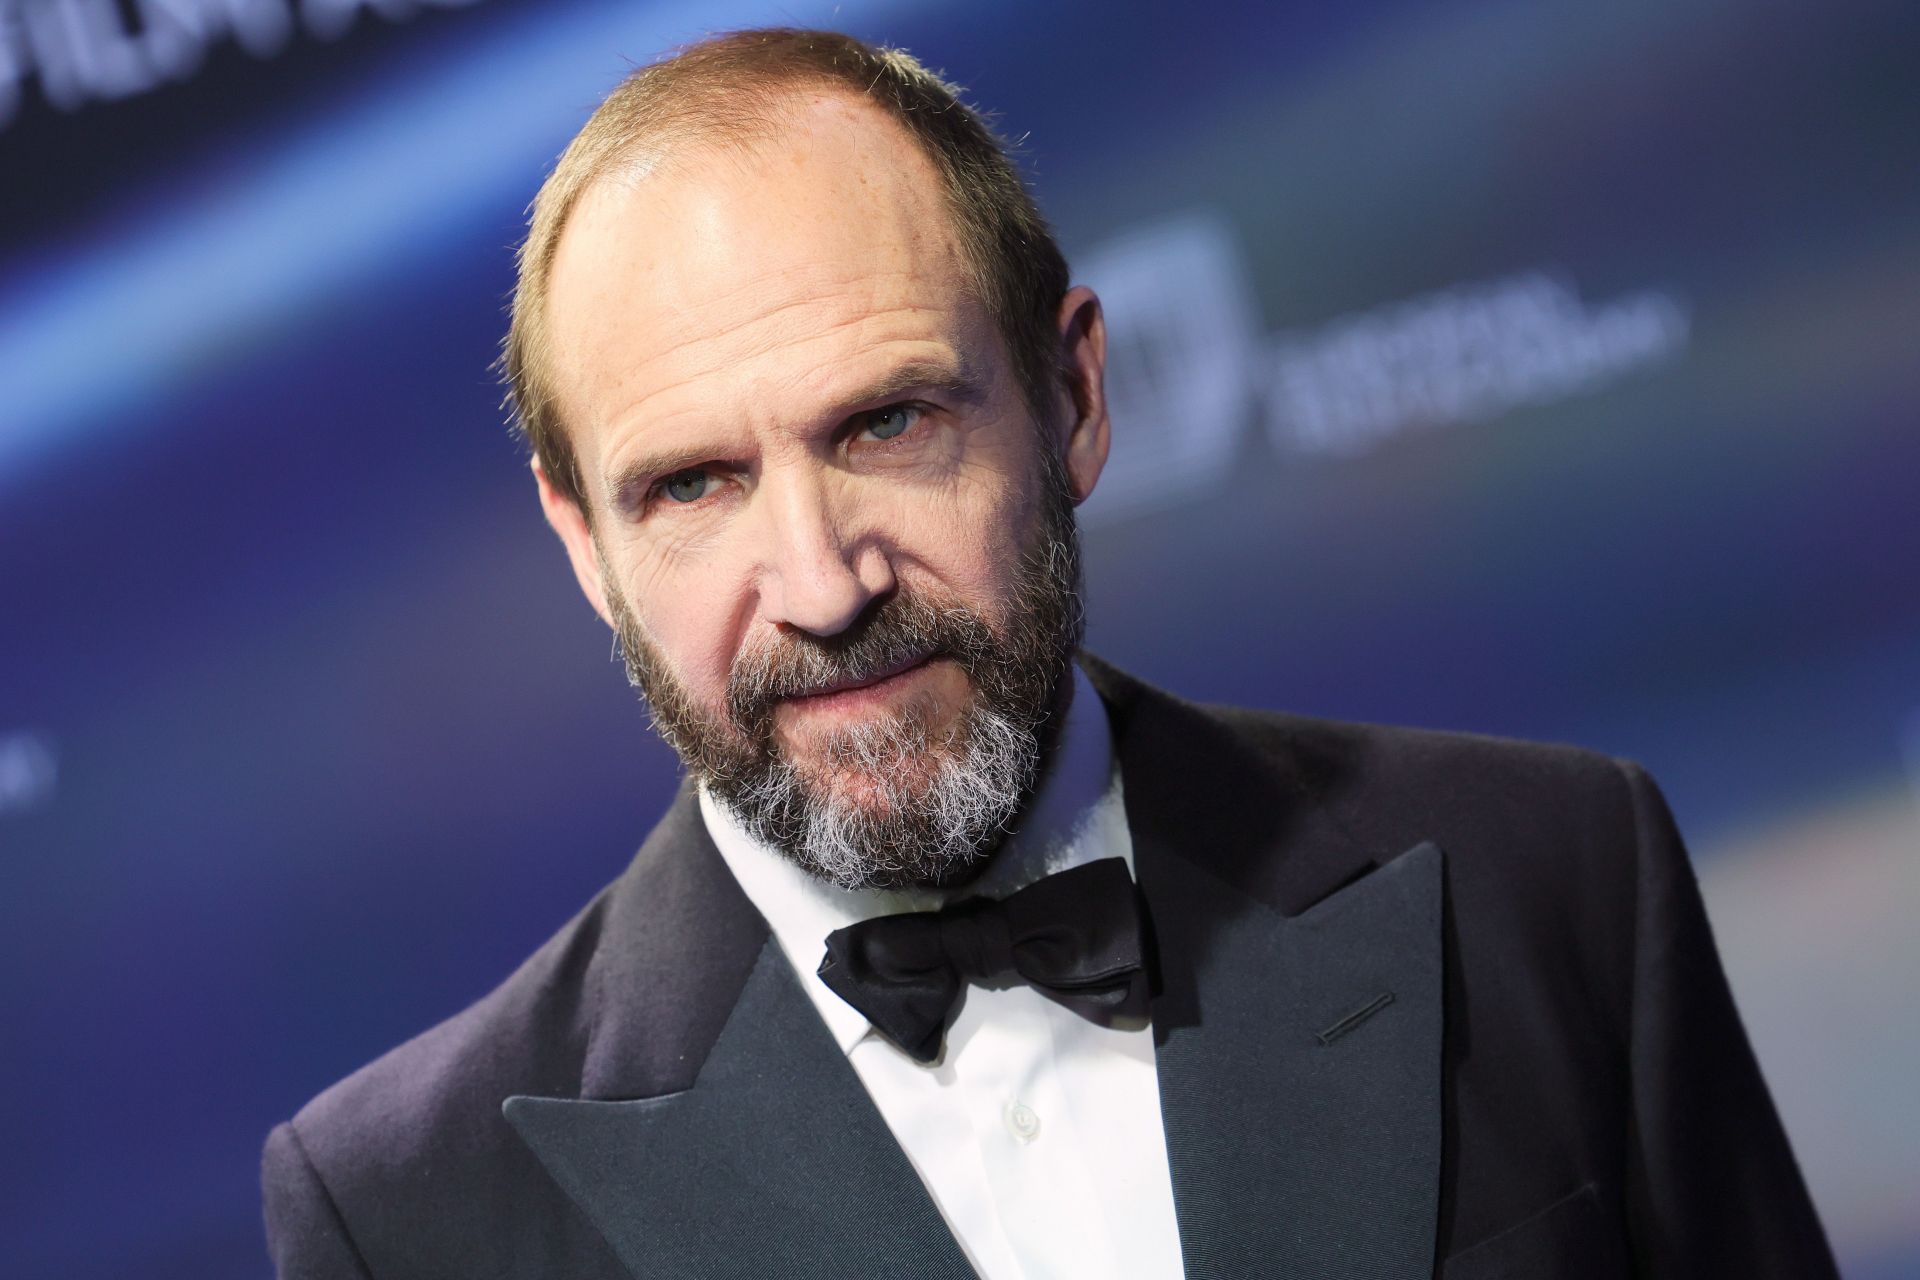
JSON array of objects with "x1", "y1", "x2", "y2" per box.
[{"x1": 0, "y1": 0, "x2": 928, "y2": 486}]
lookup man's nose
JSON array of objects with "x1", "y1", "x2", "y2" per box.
[{"x1": 755, "y1": 472, "x2": 894, "y2": 636}]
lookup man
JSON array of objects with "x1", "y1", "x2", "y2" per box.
[{"x1": 262, "y1": 28, "x2": 1836, "y2": 1279}]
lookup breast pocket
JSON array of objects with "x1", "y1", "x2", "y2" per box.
[{"x1": 1439, "y1": 1182, "x2": 1628, "y2": 1280}]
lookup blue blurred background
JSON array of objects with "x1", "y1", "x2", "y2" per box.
[{"x1": 3, "y1": 0, "x2": 1916, "y2": 1275}]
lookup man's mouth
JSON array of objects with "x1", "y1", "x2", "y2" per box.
[{"x1": 785, "y1": 651, "x2": 937, "y2": 706}]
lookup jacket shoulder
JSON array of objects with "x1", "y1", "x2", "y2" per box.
[
  {"x1": 1192, "y1": 695, "x2": 1643, "y2": 860},
  {"x1": 293, "y1": 882, "x2": 608, "y2": 1154},
  {"x1": 1090, "y1": 655, "x2": 1649, "y2": 916},
  {"x1": 1211, "y1": 697, "x2": 1630, "y2": 805},
  {"x1": 1085, "y1": 651, "x2": 1636, "y2": 829},
  {"x1": 265, "y1": 885, "x2": 621, "y2": 1276}
]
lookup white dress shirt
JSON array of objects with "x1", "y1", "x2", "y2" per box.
[{"x1": 700, "y1": 663, "x2": 1186, "y2": 1279}]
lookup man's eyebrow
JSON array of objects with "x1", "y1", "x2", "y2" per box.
[
  {"x1": 836, "y1": 357, "x2": 986, "y2": 411},
  {"x1": 603, "y1": 358, "x2": 986, "y2": 508}
]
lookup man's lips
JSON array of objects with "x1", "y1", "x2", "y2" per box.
[{"x1": 785, "y1": 652, "x2": 935, "y2": 702}]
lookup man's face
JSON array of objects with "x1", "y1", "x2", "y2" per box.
[{"x1": 534, "y1": 93, "x2": 1109, "y2": 888}]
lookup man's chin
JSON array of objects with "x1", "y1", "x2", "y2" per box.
[
  {"x1": 709, "y1": 733, "x2": 1021, "y2": 891},
  {"x1": 783, "y1": 748, "x2": 950, "y2": 816}
]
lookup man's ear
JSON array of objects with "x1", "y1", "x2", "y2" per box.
[
  {"x1": 1052, "y1": 284, "x2": 1111, "y2": 504},
  {"x1": 532, "y1": 457, "x2": 615, "y2": 628}
]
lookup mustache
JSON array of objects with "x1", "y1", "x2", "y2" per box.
[{"x1": 725, "y1": 590, "x2": 996, "y2": 731}]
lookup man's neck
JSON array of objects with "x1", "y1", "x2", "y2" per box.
[{"x1": 959, "y1": 659, "x2": 1114, "y2": 899}]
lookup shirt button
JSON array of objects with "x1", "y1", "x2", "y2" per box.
[{"x1": 1005, "y1": 1101, "x2": 1041, "y2": 1143}]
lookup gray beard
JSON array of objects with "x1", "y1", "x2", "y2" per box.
[
  {"x1": 721, "y1": 684, "x2": 1042, "y2": 890},
  {"x1": 604, "y1": 446, "x2": 1085, "y2": 891}
]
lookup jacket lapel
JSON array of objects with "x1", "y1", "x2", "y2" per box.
[
  {"x1": 503, "y1": 782, "x2": 972, "y2": 1280},
  {"x1": 1089, "y1": 656, "x2": 1445, "y2": 1279},
  {"x1": 1140, "y1": 839, "x2": 1444, "y2": 1279}
]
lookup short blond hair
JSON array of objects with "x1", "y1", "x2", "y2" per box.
[{"x1": 500, "y1": 28, "x2": 1071, "y2": 517}]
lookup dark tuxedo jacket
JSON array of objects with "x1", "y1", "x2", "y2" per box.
[{"x1": 263, "y1": 656, "x2": 1836, "y2": 1278}]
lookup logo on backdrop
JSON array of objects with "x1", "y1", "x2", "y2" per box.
[
  {"x1": 0, "y1": 0, "x2": 487, "y2": 128},
  {"x1": 1078, "y1": 214, "x2": 1690, "y2": 524}
]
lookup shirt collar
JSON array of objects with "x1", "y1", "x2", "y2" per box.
[{"x1": 700, "y1": 661, "x2": 1134, "y2": 1057}]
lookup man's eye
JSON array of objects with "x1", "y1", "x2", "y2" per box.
[
  {"x1": 658, "y1": 469, "x2": 712, "y2": 504},
  {"x1": 859, "y1": 404, "x2": 923, "y2": 442}
]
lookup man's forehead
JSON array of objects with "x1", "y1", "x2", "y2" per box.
[{"x1": 542, "y1": 93, "x2": 982, "y2": 435}]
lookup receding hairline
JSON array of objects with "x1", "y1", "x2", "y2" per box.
[
  {"x1": 553, "y1": 84, "x2": 978, "y2": 286},
  {"x1": 589, "y1": 81, "x2": 908, "y2": 187},
  {"x1": 541, "y1": 86, "x2": 970, "y2": 322}
]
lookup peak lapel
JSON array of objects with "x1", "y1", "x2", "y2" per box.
[
  {"x1": 1143, "y1": 840, "x2": 1444, "y2": 1279},
  {"x1": 1088, "y1": 656, "x2": 1445, "y2": 1279},
  {"x1": 505, "y1": 786, "x2": 972, "y2": 1279}
]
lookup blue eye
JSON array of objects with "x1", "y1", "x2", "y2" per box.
[
  {"x1": 660, "y1": 469, "x2": 710, "y2": 503},
  {"x1": 862, "y1": 404, "x2": 921, "y2": 441}
]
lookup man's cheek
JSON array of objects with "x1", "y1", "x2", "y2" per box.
[
  {"x1": 902, "y1": 497, "x2": 1025, "y2": 604},
  {"x1": 637, "y1": 605, "x2": 735, "y2": 711}
]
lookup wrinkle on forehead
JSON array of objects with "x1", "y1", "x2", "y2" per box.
[{"x1": 606, "y1": 298, "x2": 957, "y2": 429}]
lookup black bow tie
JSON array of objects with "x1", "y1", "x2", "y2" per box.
[{"x1": 816, "y1": 857, "x2": 1151, "y2": 1064}]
